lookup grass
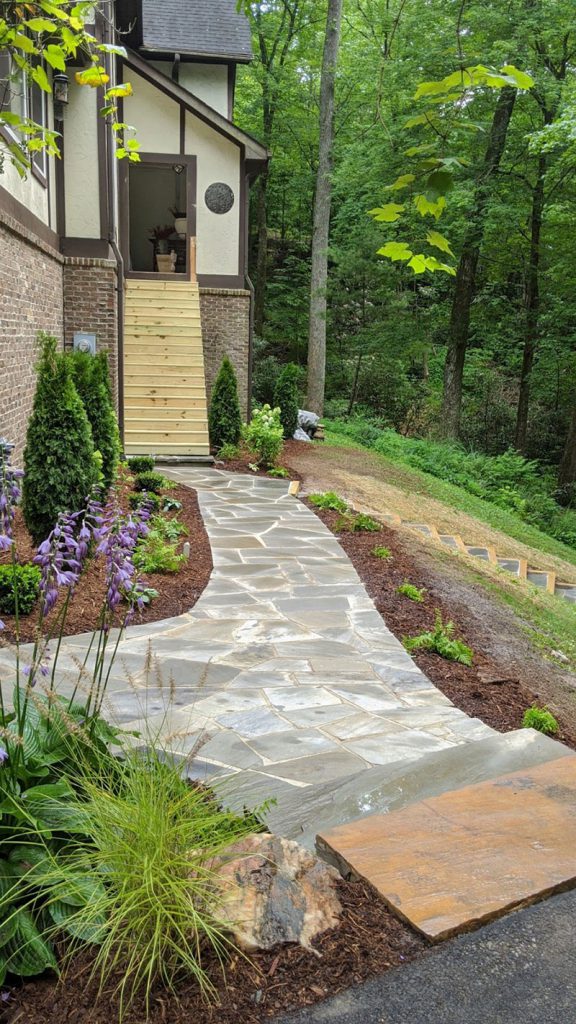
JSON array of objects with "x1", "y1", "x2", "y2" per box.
[{"x1": 324, "y1": 428, "x2": 576, "y2": 574}]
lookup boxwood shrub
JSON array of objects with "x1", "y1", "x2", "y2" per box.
[{"x1": 0, "y1": 564, "x2": 41, "y2": 615}]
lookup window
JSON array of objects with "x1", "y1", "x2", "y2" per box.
[{"x1": 0, "y1": 52, "x2": 48, "y2": 181}]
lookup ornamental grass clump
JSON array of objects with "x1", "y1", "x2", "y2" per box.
[
  {"x1": 208, "y1": 356, "x2": 242, "y2": 450},
  {"x1": 243, "y1": 405, "x2": 284, "y2": 468},
  {"x1": 522, "y1": 704, "x2": 559, "y2": 735},
  {"x1": 22, "y1": 335, "x2": 99, "y2": 543}
]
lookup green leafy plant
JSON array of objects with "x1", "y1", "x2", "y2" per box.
[
  {"x1": 372, "y1": 545, "x2": 392, "y2": 559},
  {"x1": 397, "y1": 581, "x2": 426, "y2": 602},
  {"x1": 128, "y1": 492, "x2": 162, "y2": 513},
  {"x1": 522, "y1": 704, "x2": 559, "y2": 736},
  {"x1": 127, "y1": 456, "x2": 155, "y2": 474},
  {"x1": 217, "y1": 442, "x2": 240, "y2": 461},
  {"x1": 149, "y1": 515, "x2": 187, "y2": 543},
  {"x1": 404, "y1": 611, "x2": 474, "y2": 665},
  {"x1": 243, "y1": 405, "x2": 284, "y2": 468},
  {"x1": 22, "y1": 335, "x2": 98, "y2": 543},
  {"x1": 0, "y1": 564, "x2": 41, "y2": 615},
  {"x1": 208, "y1": 356, "x2": 242, "y2": 450},
  {"x1": 162, "y1": 496, "x2": 182, "y2": 513},
  {"x1": 69, "y1": 351, "x2": 120, "y2": 491},
  {"x1": 334, "y1": 512, "x2": 381, "y2": 533},
  {"x1": 268, "y1": 466, "x2": 290, "y2": 478},
  {"x1": 273, "y1": 363, "x2": 300, "y2": 439},
  {"x1": 309, "y1": 491, "x2": 349, "y2": 512},
  {"x1": 133, "y1": 472, "x2": 168, "y2": 495},
  {"x1": 134, "y1": 534, "x2": 184, "y2": 574}
]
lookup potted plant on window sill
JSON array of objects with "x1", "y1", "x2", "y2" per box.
[{"x1": 170, "y1": 205, "x2": 187, "y2": 235}]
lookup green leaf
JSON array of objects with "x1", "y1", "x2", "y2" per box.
[
  {"x1": 408, "y1": 254, "x2": 427, "y2": 274},
  {"x1": 12, "y1": 33, "x2": 37, "y2": 54},
  {"x1": 97, "y1": 43, "x2": 127, "y2": 57},
  {"x1": 377, "y1": 241, "x2": 413, "y2": 262},
  {"x1": 1, "y1": 111, "x2": 21, "y2": 127},
  {"x1": 405, "y1": 112, "x2": 437, "y2": 129},
  {"x1": 384, "y1": 173, "x2": 416, "y2": 191},
  {"x1": 48, "y1": 900, "x2": 107, "y2": 943},
  {"x1": 31, "y1": 64, "x2": 51, "y2": 93},
  {"x1": 500, "y1": 65, "x2": 534, "y2": 90},
  {"x1": 25, "y1": 17, "x2": 58, "y2": 32},
  {"x1": 44, "y1": 44, "x2": 67, "y2": 71},
  {"x1": 5, "y1": 909, "x2": 57, "y2": 977},
  {"x1": 0, "y1": 909, "x2": 20, "y2": 948},
  {"x1": 404, "y1": 143, "x2": 438, "y2": 157},
  {"x1": 368, "y1": 203, "x2": 405, "y2": 223},
  {"x1": 426, "y1": 230, "x2": 454, "y2": 256},
  {"x1": 425, "y1": 169, "x2": 454, "y2": 198},
  {"x1": 424, "y1": 256, "x2": 457, "y2": 275},
  {"x1": 414, "y1": 194, "x2": 446, "y2": 219}
]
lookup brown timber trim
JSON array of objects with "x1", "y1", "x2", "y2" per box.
[
  {"x1": 0, "y1": 181, "x2": 60, "y2": 253},
  {"x1": 179, "y1": 106, "x2": 185, "y2": 154},
  {"x1": 55, "y1": 119, "x2": 65, "y2": 238},
  {"x1": 239, "y1": 147, "x2": 247, "y2": 279},
  {"x1": 60, "y1": 237, "x2": 112, "y2": 258},
  {"x1": 197, "y1": 274, "x2": 245, "y2": 289}
]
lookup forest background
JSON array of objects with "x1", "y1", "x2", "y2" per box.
[{"x1": 235, "y1": 0, "x2": 576, "y2": 546}]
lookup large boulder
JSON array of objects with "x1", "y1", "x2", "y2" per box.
[{"x1": 215, "y1": 833, "x2": 342, "y2": 951}]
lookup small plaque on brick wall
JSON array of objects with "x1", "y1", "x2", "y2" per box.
[{"x1": 204, "y1": 182, "x2": 235, "y2": 214}]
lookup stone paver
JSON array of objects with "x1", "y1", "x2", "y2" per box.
[
  {"x1": 318, "y1": 754, "x2": 576, "y2": 940},
  {"x1": 0, "y1": 469, "x2": 569, "y2": 837}
]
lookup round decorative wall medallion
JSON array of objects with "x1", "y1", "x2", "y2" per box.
[{"x1": 204, "y1": 182, "x2": 235, "y2": 214}]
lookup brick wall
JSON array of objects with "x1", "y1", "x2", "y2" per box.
[
  {"x1": 0, "y1": 216, "x2": 64, "y2": 463},
  {"x1": 199, "y1": 288, "x2": 251, "y2": 416},
  {"x1": 62, "y1": 258, "x2": 120, "y2": 408}
]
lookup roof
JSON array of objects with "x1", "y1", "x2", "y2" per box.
[
  {"x1": 124, "y1": 50, "x2": 269, "y2": 165},
  {"x1": 139, "y1": 0, "x2": 253, "y2": 63}
]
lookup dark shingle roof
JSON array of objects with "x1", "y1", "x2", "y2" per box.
[{"x1": 139, "y1": 0, "x2": 253, "y2": 62}]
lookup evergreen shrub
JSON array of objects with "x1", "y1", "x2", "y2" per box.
[
  {"x1": 208, "y1": 356, "x2": 242, "y2": 450},
  {"x1": 69, "y1": 350, "x2": 120, "y2": 490},
  {"x1": 22, "y1": 335, "x2": 98, "y2": 543},
  {"x1": 273, "y1": 363, "x2": 299, "y2": 439},
  {"x1": 0, "y1": 564, "x2": 41, "y2": 615},
  {"x1": 127, "y1": 456, "x2": 155, "y2": 474}
]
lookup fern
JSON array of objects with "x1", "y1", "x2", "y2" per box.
[{"x1": 403, "y1": 611, "x2": 473, "y2": 665}]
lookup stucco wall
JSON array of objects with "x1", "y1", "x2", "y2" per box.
[
  {"x1": 63, "y1": 80, "x2": 101, "y2": 237},
  {"x1": 127, "y1": 71, "x2": 180, "y2": 152},
  {"x1": 0, "y1": 215, "x2": 64, "y2": 462},
  {"x1": 0, "y1": 148, "x2": 53, "y2": 229},
  {"x1": 185, "y1": 112, "x2": 240, "y2": 278},
  {"x1": 149, "y1": 61, "x2": 229, "y2": 117}
]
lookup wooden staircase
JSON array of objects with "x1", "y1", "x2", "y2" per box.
[{"x1": 123, "y1": 279, "x2": 210, "y2": 458}]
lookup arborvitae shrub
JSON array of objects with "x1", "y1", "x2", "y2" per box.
[
  {"x1": 69, "y1": 350, "x2": 120, "y2": 489},
  {"x1": 23, "y1": 335, "x2": 98, "y2": 543},
  {"x1": 208, "y1": 356, "x2": 242, "y2": 450},
  {"x1": 273, "y1": 363, "x2": 299, "y2": 439}
]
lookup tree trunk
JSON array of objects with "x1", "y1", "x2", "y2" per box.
[
  {"x1": 515, "y1": 153, "x2": 546, "y2": 452},
  {"x1": 440, "y1": 87, "x2": 517, "y2": 438},
  {"x1": 306, "y1": 0, "x2": 343, "y2": 416},
  {"x1": 558, "y1": 400, "x2": 576, "y2": 492}
]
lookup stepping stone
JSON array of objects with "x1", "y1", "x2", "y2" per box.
[{"x1": 317, "y1": 753, "x2": 576, "y2": 941}]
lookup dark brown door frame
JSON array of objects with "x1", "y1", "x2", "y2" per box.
[{"x1": 119, "y1": 152, "x2": 197, "y2": 281}]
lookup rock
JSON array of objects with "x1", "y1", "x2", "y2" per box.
[
  {"x1": 293, "y1": 427, "x2": 312, "y2": 442},
  {"x1": 214, "y1": 833, "x2": 342, "y2": 951}
]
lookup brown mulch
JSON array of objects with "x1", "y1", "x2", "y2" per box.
[
  {"x1": 0, "y1": 482, "x2": 212, "y2": 644},
  {"x1": 214, "y1": 440, "x2": 304, "y2": 482},
  {"x1": 3, "y1": 879, "x2": 426, "y2": 1024},
  {"x1": 309, "y1": 504, "x2": 576, "y2": 751}
]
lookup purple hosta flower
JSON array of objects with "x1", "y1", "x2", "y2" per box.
[
  {"x1": 98, "y1": 504, "x2": 149, "y2": 620},
  {"x1": 0, "y1": 445, "x2": 23, "y2": 550},
  {"x1": 35, "y1": 510, "x2": 87, "y2": 615},
  {"x1": 0, "y1": 747, "x2": 8, "y2": 764},
  {"x1": 0, "y1": 619, "x2": 5, "y2": 632}
]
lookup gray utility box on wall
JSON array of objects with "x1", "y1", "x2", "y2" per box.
[{"x1": 73, "y1": 332, "x2": 97, "y2": 355}]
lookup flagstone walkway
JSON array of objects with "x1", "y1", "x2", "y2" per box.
[{"x1": 1, "y1": 469, "x2": 567, "y2": 839}]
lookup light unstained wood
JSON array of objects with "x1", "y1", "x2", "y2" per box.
[
  {"x1": 124, "y1": 373, "x2": 206, "y2": 387},
  {"x1": 124, "y1": 361, "x2": 205, "y2": 374},
  {"x1": 123, "y1": 326, "x2": 202, "y2": 338},
  {"x1": 124, "y1": 342, "x2": 204, "y2": 355},
  {"x1": 125, "y1": 445, "x2": 210, "y2": 456},
  {"x1": 126, "y1": 281, "x2": 199, "y2": 291},
  {"x1": 125, "y1": 304, "x2": 201, "y2": 316},
  {"x1": 124, "y1": 405, "x2": 208, "y2": 419},
  {"x1": 124, "y1": 386, "x2": 206, "y2": 398},
  {"x1": 125, "y1": 434, "x2": 209, "y2": 446},
  {"x1": 125, "y1": 418, "x2": 207, "y2": 432}
]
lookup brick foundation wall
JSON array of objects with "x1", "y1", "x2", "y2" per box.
[
  {"x1": 199, "y1": 288, "x2": 251, "y2": 416},
  {"x1": 0, "y1": 216, "x2": 64, "y2": 463},
  {"x1": 62, "y1": 258, "x2": 120, "y2": 408}
]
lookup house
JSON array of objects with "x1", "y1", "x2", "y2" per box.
[{"x1": 0, "y1": 0, "x2": 268, "y2": 460}]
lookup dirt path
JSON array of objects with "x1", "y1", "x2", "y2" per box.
[{"x1": 282, "y1": 441, "x2": 576, "y2": 737}]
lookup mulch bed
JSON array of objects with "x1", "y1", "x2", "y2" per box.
[
  {"x1": 0, "y1": 481, "x2": 212, "y2": 644},
  {"x1": 3, "y1": 880, "x2": 426, "y2": 1024},
  {"x1": 309, "y1": 505, "x2": 576, "y2": 751},
  {"x1": 214, "y1": 440, "x2": 304, "y2": 482}
]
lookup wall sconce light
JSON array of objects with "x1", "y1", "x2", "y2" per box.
[
  {"x1": 53, "y1": 72, "x2": 69, "y2": 118},
  {"x1": 172, "y1": 164, "x2": 184, "y2": 174}
]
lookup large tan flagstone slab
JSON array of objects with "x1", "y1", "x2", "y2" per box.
[{"x1": 317, "y1": 753, "x2": 576, "y2": 941}]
